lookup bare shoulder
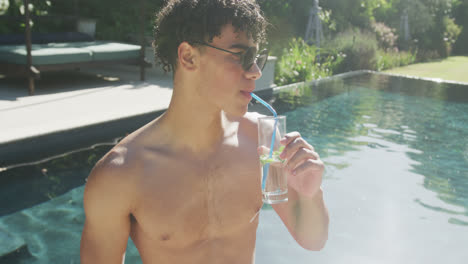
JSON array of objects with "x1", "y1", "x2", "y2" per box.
[
  {"x1": 89, "y1": 144, "x2": 134, "y2": 183},
  {"x1": 84, "y1": 116, "x2": 170, "y2": 204},
  {"x1": 84, "y1": 143, "x2": 140, "y2": 213},
  {"x1": 86, "y1": 117, "x2": 159, "y2": 192}
]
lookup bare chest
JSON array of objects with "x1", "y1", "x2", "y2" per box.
[{"x1": 131, "y1": 144, "x2": 263, "y2": 249}]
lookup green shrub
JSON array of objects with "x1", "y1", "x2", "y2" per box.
[
  {"x1": 275, "y1": 38, "x2": 343, "y2": 86},
  {"x1": 376, "y1": 49, "x2": 417, "y2": 71},
  {"x1": 443, "y1": 17, "x2": 462, "y2": 56},
  {"x1": 453, "y1": 0, "x2": 468, "y2": 55},
  {"x1": 328, "y1": 29, "x2": 379, "y2": 73},
  {"x1": 371, "y1": 21, "x2": 398, "y2": 52},
  {"x1": 78, "y1": 0, "x2": 162, "y2": 43},
  {"x1": 416, "y1": 49, "x2": 441, "y2": 62},
  {"x1": 0, "y1": 0, "x2": 161, "y2": 43},
  {"x1": 412, "y1": 11, "x2": 462, "y2": 60}
]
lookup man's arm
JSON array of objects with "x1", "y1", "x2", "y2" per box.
[
  {"x1": 273, "y1": 186, "x2": 329, "y2": 250},
  {"x1": 272, "y1": 132, "x2": 329, "y2": 251},
  {"x1": 80, "y1": 155, "x2": 134, "y2": 264}
]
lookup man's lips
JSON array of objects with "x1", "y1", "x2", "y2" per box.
[{"x1": 240, "y1": 90, "x2": 253, "y2": 100}]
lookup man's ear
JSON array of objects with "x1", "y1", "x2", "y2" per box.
[{"x1": 177, "y1": 42, "x2": 198, "y2": 71}]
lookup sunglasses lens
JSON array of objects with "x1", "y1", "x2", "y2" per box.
[
  {"x1": 256, "y1": 51, "x2": 268, "y2": 71},
  {"x1": 243, "y1": 48, "x2": 256, "y2": 71},
  {"x1": 243, "y1": 49, "x2": 269, "y2": 71}
]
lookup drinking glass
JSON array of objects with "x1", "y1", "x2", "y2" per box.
[{"x1": 258, "y1": 115, "x2": 288, "y2": 204}]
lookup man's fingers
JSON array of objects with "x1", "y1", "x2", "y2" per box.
[
  {"x1": 280, "y1": 131, "x2": 301, "y2": 146},
  {"x1": 290, "y1": 158, "x2": 324, "y2": 176},
  {"x1": 280, "y1": 136, "x2": 314, "y2": 160},
  {"x1": 285, "y1": 148, "x2": 319, "y2": 172}
]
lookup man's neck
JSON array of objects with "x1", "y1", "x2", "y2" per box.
[{"x1": 159, "y1": 89, "x2": 228, "y2": 156}]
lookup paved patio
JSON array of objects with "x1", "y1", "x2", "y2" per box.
[
  {"x1": 0, "y1": 64, "x2": 174, "y2": 166},
  {"x1": 1, "y1": 65, "x2": 174, "y2": 139}
]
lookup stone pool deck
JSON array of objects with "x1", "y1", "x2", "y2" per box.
[{"x1": 0, "y1": 65, "x2": 173, "y2": 167}]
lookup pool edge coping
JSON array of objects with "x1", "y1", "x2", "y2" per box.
[{"x1": 271, "y1": 70, "x2": 468, "y2": 94}]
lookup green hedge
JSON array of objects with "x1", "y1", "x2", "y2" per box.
[
  {"x1": 0, "y1": 0, "x2": 162, "y2": 44},
  {"x1": 275, "y1": 38, "x2": 343, "y2": 86},
  {"x1": 376, "y1": 49, "x2": 417, "y2": 71},
  {"x1": 328, "y1": 29, "x2": 379, "y2": 73},
  {"x1": 274, "y1": 34, "x2": 419, "y2": 86}
]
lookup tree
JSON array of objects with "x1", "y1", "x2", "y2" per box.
[{"x1": 453, "y1": 0, "x2": 468, "y2": 54}]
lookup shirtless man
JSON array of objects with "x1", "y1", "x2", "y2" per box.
[{"x1": 80, "y1": 0, "x2": 329, "y2": 263}]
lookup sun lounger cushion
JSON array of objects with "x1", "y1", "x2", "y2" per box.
[
  {"x1": 0, "y1": 41, "x2": 141, "y2": 65},
  {"x1": 0, "y1": 43, "x2": 93, "y2": 65},
  {"x1": 78, "y1": 41, "x2": 141, "y2": 61}
]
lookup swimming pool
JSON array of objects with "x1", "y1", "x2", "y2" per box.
[{"x1": 1, "y1": 72, "x2": 467, "y2": 263}]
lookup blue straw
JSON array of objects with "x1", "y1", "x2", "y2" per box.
[
  {"x1": 251, "y1": 93, "x2": 277, "y2": 117},
  {"x1": 251, "y1": 93, "x2": 278, "y2": 190}
]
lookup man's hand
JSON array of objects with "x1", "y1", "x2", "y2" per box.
[{"x1": 279, "y1": 131, "x2": 324, "y2": 198}]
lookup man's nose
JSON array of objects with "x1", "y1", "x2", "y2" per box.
[{"x1": 244, "y1": 63, "x2": 262, "y2": 80}]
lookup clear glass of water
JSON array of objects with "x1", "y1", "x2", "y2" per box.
[{"x1": 258, "y1": 115, "x2": 288, "y2": 204}]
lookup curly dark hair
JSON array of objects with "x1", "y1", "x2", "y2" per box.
[{"x1": 153, "y1": 0, "x2": 268, "y2": 73}]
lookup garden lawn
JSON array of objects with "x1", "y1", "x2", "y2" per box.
[{"x1": 384, "y1": 56, "x2": 468, "y2": 83}]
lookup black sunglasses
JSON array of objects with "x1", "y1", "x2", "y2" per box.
[{"x1": 195, "y1": 42, "x2": 268, "y2": 71}]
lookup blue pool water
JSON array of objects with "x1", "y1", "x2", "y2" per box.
[{"x1": 1, "y1": 72, "x2": 467, "y2": 263}]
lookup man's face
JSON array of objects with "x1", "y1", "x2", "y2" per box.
[{"x1": 196, "y1": 24, "x2": 263, "y2": 117}]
